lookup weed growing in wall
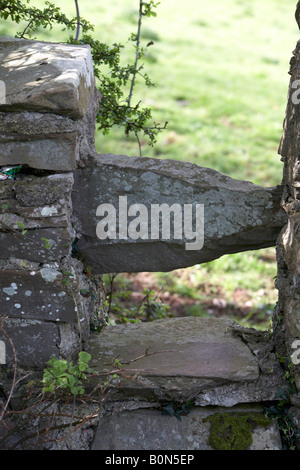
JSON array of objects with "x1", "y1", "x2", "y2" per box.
[{"x1": 42, "y1": 351, "x2": 92, "y2": 396}]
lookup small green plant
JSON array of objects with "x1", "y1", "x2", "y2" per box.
[
  {"x1": 275, "y1": 353, "x2": 297, "y2": 394},
  {"x1": 139, "y1": 288, "x2": 170, "y2": 321},
  {"x1": 103, "y1": 273, "x2": 171, "y2": 323},
  {"x1": 42, "y1": 351, "x2": 92, "y2": 396},
  {"x1": 263, "y1": 354, "x2": 300, "y2": 450},
  {"x1": 264, "y1": 387, "x2": 300, "y2": 450},
  {"x1": 161, "y1": 400, "x2": 194, "y2": 421},
  {"x1": 1, "y1": 203, "x2": 10, "y2": 211},
  {"x1": 41, "y1": 237, "x2": 51, "y2": 250},
  {"x1": 16, "y1": 221, "x2": 28, "y2": 236}
]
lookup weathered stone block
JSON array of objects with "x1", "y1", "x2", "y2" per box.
[
  {"x1": 0, "y1": 98, "x2": 99, "y2": 170},
  {"x1": 0, "y1": 173, "x2": 74, "y2": 262},
  {"x1": 72, "y1": 154, "x2": 286, "y2": 273},
  {"x1": 0, "y1": 319, "x2": 60, "y2": 368},
  {"x1": 87, "y1": 317, "x2": 259, "y2": 402},
  {"x1": 92, "y1": 407, "x2": 282, "y2": 450},
  {"x1": 0, "y1": 269, "x2": 78, "y2": 322},
  {"x1": 0, "y1": 173, "x2": 74, "y2": 206},
  {"x1": 0, "y1": 226, "x2": 73, "y2": 263},
  {"x1": 0, "y1": 199, "x2": 70, "y2": 229},
  {"x1": 0, "y1": 37, "x2": 94, "y2": 119},
  {"x1": 0, "y1": 132, "x2": 78, "y2": 170}
]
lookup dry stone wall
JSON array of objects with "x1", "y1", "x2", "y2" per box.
[
  {"x1": 0, "y1": 33, "x2": 298, "y2": 451},
  {"x1": 0, "y1": 37, "x2": 105, "y2": 368},
  {"x1": 274, "y1": 34, "x2": 300, "y2": 394},
  {"x1": 0, "y1": 35, "x2": 288, "y2": 372}
]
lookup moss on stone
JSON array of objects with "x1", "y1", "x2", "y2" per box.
[{"x1": 204, "y1": 412, "x2": 272, "y2": 450}]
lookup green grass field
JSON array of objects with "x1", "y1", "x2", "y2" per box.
[{"x1": 1, "y1": 0, "x2": 299, "y2": 328}]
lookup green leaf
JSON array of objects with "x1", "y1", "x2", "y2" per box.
[{"x1": 79, "y1": 351, "x2": 91, "y2": 363}]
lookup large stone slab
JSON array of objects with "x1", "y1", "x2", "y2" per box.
[
  {"x1": 0, "y1": 37, "x2": 94, "y2": 119},
  {"x1": 92, "y1": 407, "x2": 282, "y2": 450},
  {"x1": 87, "y1": 317, "x2": 259, "y2": 402},
  {"x1": 72, "y1": 154, "x2": 286, "y2": 273}
]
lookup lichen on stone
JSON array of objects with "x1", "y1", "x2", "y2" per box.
[{"x1": 204, "y1": 412, "x2": 272, "y2": 450}]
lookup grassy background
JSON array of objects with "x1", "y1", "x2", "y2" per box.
[{"x1": 1, "y1": 0, "x2": 299, "y2": 328}]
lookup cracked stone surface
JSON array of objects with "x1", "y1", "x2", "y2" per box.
[{"x1": 87, "y1": 317, "x2": 259, "y2": 402}]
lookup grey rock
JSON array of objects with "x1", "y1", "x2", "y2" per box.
[
  {"x1": 0, "y1": 37, "x2": 94, "y2": 119},
  {"x1": 87, "y1": 317, "x2": 259, "y2": 402},
  {"x1": 12, "y1": 173, "x2": 74, "y2": 207},
  {"x1": 0, "y1": 86, "x2": 100, "y2": 170},
  {"x1": 0, "y1": 319, "x2": 60, "y2": 368},
  {"x1": 91, "y1": 406, "x2": 282, "y2": 450},
  {"x1": 92, "y1": 408, "x2": 213, "y2": 451},
  {"x1": 0, "y1": 132, "x2": 78, "y2": 171},
  {"x1": 0, "y1": 269, "x2": 78, "y2": 322},
  {"x1": 0, "y1": 173, "x2": 75, "y2": 263},
  {"x1": 0, "y1": 226, "x2": 73, "y2": 263},
  {"x1": 250, "y1": 422, "x2": 282, "y2": 450},
  {"x1": 195, "y1": 375, "x2": 284, "y2": 407},
  {"x1": 0, "y1": 199, "x2": 70, "y2": 229},
  {"x1": 72, "y1": 153, "x2": 286, "y2": 273}
]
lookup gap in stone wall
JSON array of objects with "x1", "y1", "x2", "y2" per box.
[{"x1": 103, "y1": 246, "x2": 277, "y2": 331}]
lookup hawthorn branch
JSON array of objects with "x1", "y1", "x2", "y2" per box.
[{"x1": 74, "y1": 0, "x2": 80, "y2": 41}]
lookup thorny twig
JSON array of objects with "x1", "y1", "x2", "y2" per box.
[
  {"x1": 127, "y1": 0, "x2": 143, "y2": 111},
  {"x1": 74, "y1": 0, "x2": 80, "y2": 41},
  {"x1": 0, "y1": 317, "x2": 18, "y2": 423}
]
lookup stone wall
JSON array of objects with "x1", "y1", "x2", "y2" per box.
[
  {"x1": 72, "y1": 154, "x2": 286, "y2": 273},
  {"x1": 0, "y1": 35, "x2": 298, "y2": 451},
  {"x1": 274, "y1": 33, "x2": 300, "y2": 399},
  {"x1": 0, "y1": 37, "x2": 105, "y2": 368}
]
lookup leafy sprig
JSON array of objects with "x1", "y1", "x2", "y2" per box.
[
  {"x1": 42, "y1": 351, "x2": 92, "y2": 396},
  {"x1": 0, "y1": 0, "x2": 167, "y2": 154}
]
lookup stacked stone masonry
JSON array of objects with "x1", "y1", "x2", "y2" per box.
[
  {"x1": 0, "y1": 37, "x2": 104, "y2": 368},
  {"x1": 0, "y1": 33, "x2": 299, "y2": 450}
]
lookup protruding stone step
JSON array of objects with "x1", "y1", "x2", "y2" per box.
[
  {"x1": 72, "y1": 154, "x2": 286, "y2": 273},
  {"x1": 87, "y1": 317, "x2": 260, "y2": 402}
]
